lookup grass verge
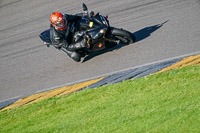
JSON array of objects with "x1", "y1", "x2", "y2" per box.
[{"x1": 0, "y1": 65, "x2": 200, "y2": 133}]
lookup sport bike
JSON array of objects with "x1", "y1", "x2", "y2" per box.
[{"x1": 40, "y1": 3, "x2": 135, "y2": 59}]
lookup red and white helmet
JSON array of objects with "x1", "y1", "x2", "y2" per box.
[{"x1": 50, "y1": 12, "x2": 68, "y2": 30}]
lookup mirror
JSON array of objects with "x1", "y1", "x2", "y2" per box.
[{"x1": 82, "y1": 3, "x2": 88, "y2": 11}]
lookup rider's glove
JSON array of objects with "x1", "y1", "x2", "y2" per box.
[
  {"x1": 81, "y1": 38, "x2": 88, "y2": 48},
  {"x1": 88, "y1": 10, "x2": 94, "y2": 18},
  {"x1": 74, "y1": 31, "x2": 87, "y2": 42}
]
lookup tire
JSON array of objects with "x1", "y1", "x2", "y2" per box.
[{"x1": 110, "y1": 27, "x2": 136, "y2": 44}]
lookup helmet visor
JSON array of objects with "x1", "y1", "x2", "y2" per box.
[{"x1": 55, "y1": 17, "x2": 68, "y2": 29}]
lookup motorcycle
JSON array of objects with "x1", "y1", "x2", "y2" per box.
[{"x1": 39, "y1": 3, "x2": 136, "y2": 60}]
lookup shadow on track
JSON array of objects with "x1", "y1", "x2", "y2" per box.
[
  {"x1": 82, "y1": 20, "x2": 169, "y2": 62},
  {"x1": 134, "y1": 20, "x2": 169, "y2": 42}
]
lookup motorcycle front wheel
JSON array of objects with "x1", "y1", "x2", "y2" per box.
[{"x1": 109, "y1": 27, "x2": 136, "y2": 45}]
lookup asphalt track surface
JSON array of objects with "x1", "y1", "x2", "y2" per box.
[{"x1": 0, "y1": 0, "x2": 200, "y2": 102}]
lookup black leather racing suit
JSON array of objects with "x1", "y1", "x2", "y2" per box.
[{"x1": 50, "y1": 14, "x2": 87, "y2": 62}]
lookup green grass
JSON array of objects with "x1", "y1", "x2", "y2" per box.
[{"x1": 0, "y1": 65, "x2": 200, "y2": 133}]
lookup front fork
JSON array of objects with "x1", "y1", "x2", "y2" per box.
[{"x1": 104, "y1": 27, "x2": 120, "y2": 44}]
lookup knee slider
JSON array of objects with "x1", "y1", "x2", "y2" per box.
[{"x1": 71, "y1": 52, "x2": 81, "y2": 62}]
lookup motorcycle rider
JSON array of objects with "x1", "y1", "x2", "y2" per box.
[{"x1": 49, "y1": 12, "x2": 88, "y2": 62}]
